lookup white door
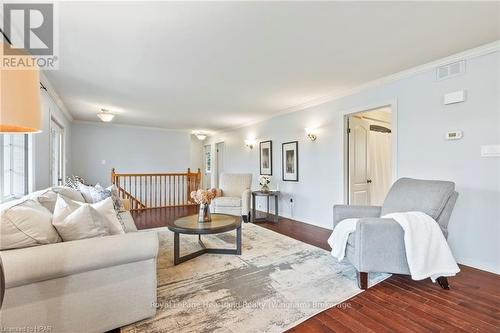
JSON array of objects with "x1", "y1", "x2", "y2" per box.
[
  {"x1": 50, "y1": 119, "x2": 64, "y2": 187},
  {"x1": 349, "y1": 117, "x2": 370, "y2": 205},
  {"x1": 215, "y1": 142, "x2": 224, "y2": 187}
]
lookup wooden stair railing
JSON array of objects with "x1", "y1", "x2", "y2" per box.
[{"x1": 111, "y1": 168, "x2": 201, "y2": 210}]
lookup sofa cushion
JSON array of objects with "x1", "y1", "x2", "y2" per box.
[
  {"x1": 381, "y1": 178, "x2": 455, "y2": 220},
  {"x1": 213, "y1": 197, "x2": 241, "y2": 207},
  {"x1": 1, "y1": 199, "x2": 61, "y2": 250}
]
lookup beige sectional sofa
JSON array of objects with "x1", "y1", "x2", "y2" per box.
[{"x1": 0, "y1": 188, "x2": 159, "y2": 333}]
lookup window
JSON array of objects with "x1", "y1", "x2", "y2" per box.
[{"x1": 1, "y1": 134, "x2": 29, "y2": 202}]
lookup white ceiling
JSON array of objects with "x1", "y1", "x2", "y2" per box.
[{"x1": 45, "y1": 1, "x2": 500, "y2": 131}]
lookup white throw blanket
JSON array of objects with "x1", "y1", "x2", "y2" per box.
[{"x1": 328, "y1": 211, "x2": 460, "y2": 282}]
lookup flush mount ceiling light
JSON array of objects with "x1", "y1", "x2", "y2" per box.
[
  {"x1": 97, "y1": 109, "x2": 115, "y2": 122},
  {"x1": 195, "y1": 133, "x2": 207, "y2": 141}
]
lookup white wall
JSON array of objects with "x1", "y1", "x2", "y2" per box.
[
  {"x1": 207, "y1": 50, "x2": 500, "y2": 274},
  {"x1": 33, "y1": 89, "x2": 72, "y2": 191},
  {"x1": 71, "y1": 123, "x2": 202, "y2": 186}
]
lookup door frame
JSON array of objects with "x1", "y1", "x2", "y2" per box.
[
  {"x1": 340, "y1": 99, "x2": 398, "y2": 204},
  {"x1": 214, "y1": 141, "x2": 225, "y2": 188},
  {"x1": 49, "y1": 116, "x2": 65, "y2": 187}
]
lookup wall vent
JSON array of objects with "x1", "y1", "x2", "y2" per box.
[{"x1": 436, "y1": 60, "x2": 466, "y2": 81}]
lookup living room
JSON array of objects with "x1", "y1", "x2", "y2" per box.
[{"x1": 1, "y1": 1, "x2": 499, "y2": 333}]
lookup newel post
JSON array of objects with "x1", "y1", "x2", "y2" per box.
[{"x1": 111, "y1": 168, "x2": 116, "y2": 185}]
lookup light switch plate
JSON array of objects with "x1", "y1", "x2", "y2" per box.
[
  {"x1": 481, "y1": 145, "x2": 500, "y2": 157},
  {"x1": 444, "y1": 90, "x2": 466, "y2": 105},
  {"x1": 446, "y1": 131, "x2": 462, "y2": 140}
]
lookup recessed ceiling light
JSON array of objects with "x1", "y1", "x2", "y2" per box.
[{"x1": 97, "y1": 109, "x2": 115, "y2": 122}]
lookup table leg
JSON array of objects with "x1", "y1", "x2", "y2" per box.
[
  {"x1": 236, "y1": 225, "x2": 242, "y2": 255},
  {"x1": 267, "y1": 196, "x2": 270, "y2": 217},
  {"x1": 174, "y1": 232, "x2": 180, "y2": 265},
  {"x1": 275, "y1": 195, "x2": 279, "y2": 223},
  {"x1": 251, "y1": 193, "x2": 256, "y2": 223}
]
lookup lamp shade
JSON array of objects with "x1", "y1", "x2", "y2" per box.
[{"x1": 0, "y1": 44, "x2": 42, "y2": 133}]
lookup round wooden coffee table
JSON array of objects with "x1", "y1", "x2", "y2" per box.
[{"x1": 168, "y1": 214, "x2": 242, "y2": 265}]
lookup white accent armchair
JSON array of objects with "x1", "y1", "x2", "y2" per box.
[{"x1": 211, "y1": 173, "x2": 252, "y2": 221}]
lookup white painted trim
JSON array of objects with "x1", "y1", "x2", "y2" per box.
[
  {"x1": 39, "y1": 73, "x2": 73, "y2": 122},
  {"x1": 215, "y1": 40, "x2": 500, "y2": 134},
  {"x1": 339, "y1": 99, "x2": 398, "y2": 204},
  {"x1": 457, "y1": 257, "x2": 500, "y2": 275},
  {"x1": 72, "y1": 120, "x2": 192, "y2": 133}
]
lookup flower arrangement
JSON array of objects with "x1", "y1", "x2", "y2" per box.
[
  {"x1": 259, "y1": 176, "x2": 271, "y2": 192},
  {"x1": 190, "y1": 188, "x2": 217, "y2": 205}
]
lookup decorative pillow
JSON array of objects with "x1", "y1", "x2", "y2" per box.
[
  {"x1": 36, "y1": 189, "x2": 59, "y2": 213},
  {"x1": 1, "y1": 199, "x2": 61, "y2": 250},
  {"x1": 52, "y1": 203, "x2": 110, "y2": 241},
  {"x1": 79, "y1": 183, "x2": 111, "y2": 203},
  {"x1": 53, "y1": 195, "x2": 124, "y2": 235},
  {"x1": 52, "y1": 186, "x2": 85, "y2": 202},
  {"x1": 64, "y1": 175, "x2": 85, "y2": 190},
  {"x1": 117, "y1": 211, "x2": 138, "y2": 233},
  {"x1": 105, "y1": 185, "x2": 125, "y2": 211}
]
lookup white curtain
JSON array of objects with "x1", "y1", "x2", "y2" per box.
[{"x1": 368, "y1": 131, "x2": 392, "y2": 206}]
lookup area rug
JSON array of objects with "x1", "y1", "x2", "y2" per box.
[{"x1": 121, "y1": 223, "x2": 389, "y2": 333}]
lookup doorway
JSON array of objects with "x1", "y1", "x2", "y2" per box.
[
  {"x1": 50, "y1": 118, "x2": 64, "y2": 187},
  {"x1": 346, "y1": 107, "x2": 393, "y2": 206}
]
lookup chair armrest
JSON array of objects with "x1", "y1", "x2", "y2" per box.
[
  {"x1": 333, "y1": 205, "x2": 381, "y2": 227},
  {"x1": 355, "y1": 217, "x2": 409, "y2": 273},
  {"x1": 241, "y1": 189, "x2": 251, "y2": 215},
  {"x1": 1, "y1": 232, "x2": 159, "y2": 289}
]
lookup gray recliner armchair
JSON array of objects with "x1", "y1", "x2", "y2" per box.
[{"x1": 333, "y1": 178, "x2": 459, "y2": 290}]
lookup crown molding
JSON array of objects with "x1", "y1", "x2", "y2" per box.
[
  {"x1": 72, "y1": 119, "x2": 192, "y2": 133},
  {"x1": 39, "y1": 72, "x2": 74, "y2": 121},
  {"x1": 214, "y1": 40, "x2": 500, "y2": 135}
]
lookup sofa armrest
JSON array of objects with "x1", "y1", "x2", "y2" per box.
[
  {"x1": 241, "y1": 189, "x2": 251, "y2": 215},
  {"x1": 1, "y1": 232, "x2": 158, "y2": 289},
  {"x1": 355, "y1": 217, "x2": 409, "y2": 273},
  {"x1": 333, "y1": 205, "x2": 381, "y2": 227}
]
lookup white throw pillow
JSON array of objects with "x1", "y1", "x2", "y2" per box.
[
  {"x1": 53, "y1": 204, "x2": 110, "y2": 241},
  {"x1": 36, "y1": 189, "x2": 59, "y2": 213},
  {"x1": 52, "y1": 186, "x2": 85, "y2": 202},
  {"x1": 117, "y1": 211, "x2": 138, "y2": 233},
  {"x1": 53, "y1": 195, "x2": 125, "y2": 235},
  {"x1": 1, "y1": 199, "x2": 61, "y2": 250}
]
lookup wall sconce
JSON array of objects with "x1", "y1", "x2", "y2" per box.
[
  {"x1": 305, "y1": 128, "x2": 318, "y2": 141},
  {"x1": 244, "y1": 139, "x2": 255, "y2": 149}
]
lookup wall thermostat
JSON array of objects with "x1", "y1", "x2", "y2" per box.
[{"x1": 446, "y1": 131, "x2": 463, "y2": 140}]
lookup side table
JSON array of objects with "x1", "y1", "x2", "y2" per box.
[{"x1": 251, "y1": 190, "x2": 280, "y2": 223}]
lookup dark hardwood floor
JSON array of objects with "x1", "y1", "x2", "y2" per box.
[{"x1": 130, "y1": 207, "x2": 500, "y2": 333}]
